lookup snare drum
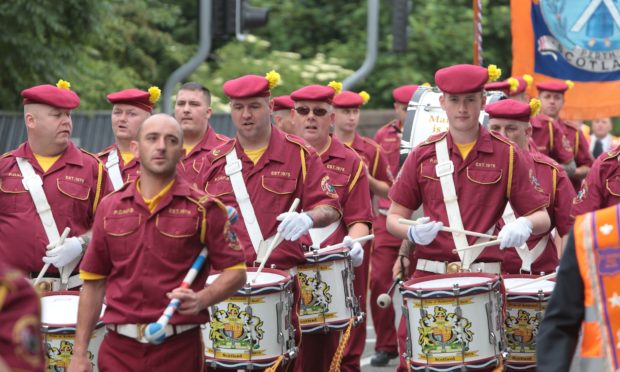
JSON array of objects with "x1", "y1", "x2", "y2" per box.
[
  {"x1": 503, "y1": 275, "x2": 555, "y2": 370},
  {"x1": 203, "y1": 268, "x2": 295, "y2": 369},
  {"x1": 400, "y1": 273, "x2": 503, "y2": 371},
  {"x1": 297, "y1": 247, "x2": 361, "y2": 333},
  {"x1": 41, "y1": 291, "x2": 105, "y2": 371}
]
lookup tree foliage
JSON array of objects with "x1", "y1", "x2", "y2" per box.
[{"x1": 0, "y1": 0, "x2": 512, "y2": 111}]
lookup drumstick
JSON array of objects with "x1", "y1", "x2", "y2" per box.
[
  {"x1": 144, "y1": 205, "x2": 237, "y2": 344},
  {"x1": 453, "y1": 239, "x2": 503, "y2": 252},
  {"x1": 34, "y1": 227, "x2": 71, "y2": 286},
  {"x1": 377, "y1": 275, "x2": 401, "y2": 309},
  {"x1": 144, "y1": 247, "x2": 208, "y2": 344},
  {"x1": 506, "y1": 272, "x2": 557, "y2": 291},
  {"x1": 398, "y1": 218, "x2": 496, "y2": 240},
  {"x1": 312, "y1": 234, "x2": 375, "y2": 255},
  {"x1": 252, "y1": 198, "x2": 301, "y2": 283}
]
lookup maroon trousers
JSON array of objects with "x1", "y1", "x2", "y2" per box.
[
  {"x1": 98, "y1": 327, "x2": 203, "y2": 372},
  {"x1": 368, "y1": 214, "x2": 402, "y2": 355}
]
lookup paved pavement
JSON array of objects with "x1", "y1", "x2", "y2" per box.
[{"x1": 361, "y1": 289, "x2": 403, "y2": 371}]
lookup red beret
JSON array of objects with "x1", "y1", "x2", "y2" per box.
[
  {"x1": 107, "y1": 88, "x2": 154, "y2": 113},
  {"x1": 223, "y1": 75, "x2": 270, "y2": 99},
  {"x1": 21, "y1": 84, "x2": 80, "y2": 110},
  {"x1": 435, "y1": 64, "x2": 489, "y2": 94},
  {"x1": 271, "y1": 95, "x2": 294, "y2": 112},
  {"x1": 290, "y1": 85, "x2": 336, "y2": 104},
  {"x1": 392, "y1": 85, "x2": 419, "y2": 104},
  {"x1": 332, "y1": 91, "x2": 364, "y2": 108},
  {"x1": 485, "y1": 99, "x2": 532, "y2": 123},
  {"x1": 536, "y1": 81, "x2": 569, "y2": 94},
  {"x1": 484, "y1": 81, "x2": 510, "y2": 94}
]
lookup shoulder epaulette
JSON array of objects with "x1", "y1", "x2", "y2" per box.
[
  {"x1": 603, "y1": 147, "x2": 620, "y2": 160},
  {"x1": 561, "y1": 120, "x2": 579, "y2": 130},
  {"x1": 0, "y1": 152, "x2": 12, "y2": 160},
  {"x1": 215, "y1": 133, "x2": 230, "y2": 142},
  {"x1": 80, "y1": 148, "x2": 104, "y2": 163},
  {"x1": 533, "y1": 154, "x2": 561, "y2": 171},
  {"x1": 285, "y1": 133, "x2": 311, "y2": 152},
  {"x1": 420, "y1": 131, "x2": 448, "y2": 146},
  {"x1": 489, "y1": 131, "x2": 514, "y2": 147},
  {"x1": 96, "y1": 146, "x2": 114, "y2": 158},
  {"x1": 209, "y1": 138, "x2": 236, "y2": 162}
]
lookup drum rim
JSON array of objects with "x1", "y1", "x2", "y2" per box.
[
  {"x1": 504, "y1": 274, "x2": 555, "y2": 296},
  {"x1": 403, "y1": 272, "x2": 499, "y2": 291},
  {"x1": 41, "y1": 290, "x2": 106, "y2": 326},
  {"x1": 207, "y1": 267, "x2": 292, "y2": 294}
]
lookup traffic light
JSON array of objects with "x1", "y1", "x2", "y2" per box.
[
  {"x1": 392, "y1": 0, "x2": 410, "y2": 53},
  {"x1": 212, "y1": 0, "x2": 269, "y2": 40}
]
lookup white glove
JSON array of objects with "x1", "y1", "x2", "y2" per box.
[
  {"x1": 276, "y1": 212, "x2": 314, "y2": 241},
  {"x1": 42, "y1": 237, "x2": 83, "y2": 268},
  {"x1": 498, "y1": 217, "x2": 532, "y2": 249},
  {"x1": 343, "y1": 236, "x2": 364, "y2": 267},
  {"x1": 406, "y1": 217, "x2": 443, "y2": 245}
]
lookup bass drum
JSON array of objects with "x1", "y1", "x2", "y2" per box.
[{"x1": 399, "y1": 87, "x2": 506, "y2": 167}]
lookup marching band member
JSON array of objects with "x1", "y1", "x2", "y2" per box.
[
  {"x1": 98, "y1": 87, "x2": 159, "y2": 190},
  {"x1": 331, "y1": 89, "x2": 392, "y2": 371},
  {"x1": 0, "y1": 262, "x2": 45, "y2": 372},
  {"x1": 69, "y1": 114, "x2": 246, "y2": 371},
  {"x1": 271, "y1": 95, "x2": 297, "y2": 135},
  {"x1": 174, "y1": 82, "x2": 229, "y2": 188},
  {"x1": 292, "y1": 84, "x2": 373, "y2": 372},
  {"x1": 486, "y1": 98, "x2": 575, "y2": 270},
  {"x1": 366, "y1": 84, "x2": 418, "y2": 366},
  {"x1": 201, "y1": 72, "x2": 342, "y2": 371},
  {"x1": 385, "y1": 64, "x2": 551, "y2": 371},
  {"x1": 537, "y1": 81, "x2": 593, "y2": 191},
  {"x1": 0, "y1": 81, "x2": 107, "y2": 291}
]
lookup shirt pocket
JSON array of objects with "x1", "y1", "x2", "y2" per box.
[
  {"x1": 104, "y1": 214, "x2": 142, "y2": 258},
  {"x1": 155, "y1": 215, "x2": 200, "y2": 262},
  {"x1": 418, "y1": 163, "x2": 442, "y2": 200},
  {"x1": 606, "y1": 178, "x2": 620, "y2": 196},
  {"x1": 466, "y1": 167, "x2": 504, "y2": 206},
  {"x1": 380, "y1": 138, "x2": 400, "y2": 154},
  {"x1": 205, "y1": 177, "x2": 233, "y2": 197},
  {"x1": 57, "y1": 178, "x2": 92, "y2": 221},
  {"x1": 326, "y1": 171, "x2": 350, "y2": 200},
  {"x1": 261, "y1": 175, "x2": 297, "y2": 212},
  {"x1": 0, "y1": 175, "x2": 29, "y2": 213}
]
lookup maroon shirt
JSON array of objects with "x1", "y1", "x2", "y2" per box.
[
  {"x1": 389, "y1": 126, "x2": 548, "y2": 262},
  {"x1": 0, "y1": 142, "x2": 107, "y2": 273},
  {"x1": 559, "y1": 120, "x2": 594, "y2": 191},
  {"x1": 301, "y1": 136, "x2": 373, "y2": 247},
  {"x1": 374, "y1": 119, "x2": 402, "y2": 210},
  {"x1": 349, "y1": 132, "x2": 393, "y2": 188},
  {"x1": 178, "y1": 125, "x2": 229, "y2": 189},
  {"x1": 530, "y1": 114, "x2": 574, "y2": 164},
  {"x1": 98, "y1": 144, "x2": 140, "y2": 188},
  {"x1": 203, "y1": 127, "x2": 342, "y2": 270},
  {"x1": 572, "y1": 144, "x2": 620, "y2": 216},
  {"x1": 80, "y1": 177, "x2": 244, "y2": 325},
  {"x1": 501, "y1": 150, "x2": 575, "y2": 274},
  {"x1": 0, "y1": 263, "x2": 45, "y2": 372}
]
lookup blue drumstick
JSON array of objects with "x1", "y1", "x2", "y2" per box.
[{"x1": 144, "y1": 205, "x2": 237, "y2": 344}]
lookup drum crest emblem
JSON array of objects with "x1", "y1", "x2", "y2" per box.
[
  {"x1": 418, "y1": 306, "x2": 474, "y2": 353},
  {"x1": 505, "y1": 309, "x2": 540, "y2": 352},
  {"x1": 210, "y1": 303, "x2": 265, "y2": 350},
  {"x1": 298, "y1": 272, "x2": 332, "y2": 315}
]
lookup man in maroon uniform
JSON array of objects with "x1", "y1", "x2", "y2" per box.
[
  {"x1": 486, "y1": 99, "x2": 575, "y2": 270},
  {"x1": 386, "y1": 64, "x2": 551, "y2": 372},
  {"x1": 0, "y1": 81, "x2": 107, "y2": 291},
  {"x1": 174, "y1": 82, "x2": 229, "y2": 188},
  {"x1": 0, "y1": 263, "x2": 45, "y2": 372},
  {"x1": 69, "y1": 114, "x2": 246, "y2": 371},
  {"x1": 99, "y1": 87, "x2": 158, "y2": 190},
  {"x1": 536, "y1": 81, "x2": 592, "y2": 191},
  {"x1": 271, "y1": 95, "x2": 297, "y2": 135},
  {"x1": 202, "y1": 73, "x2": 342, "y2": 371},
  {"x1": 292, "y1": 84, "x2": 373, "y2": 372}
]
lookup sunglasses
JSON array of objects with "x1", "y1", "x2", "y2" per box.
[{"x1": 295, "y1": 107, "x2": 329, "y2": 117}]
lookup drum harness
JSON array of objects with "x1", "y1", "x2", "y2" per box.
[
  {"x1": 16, "y1": 157, "x2": 82, "y2": 290},
  {"x1": 104, "y1": 147, "x2": 125, "y2": 191}
]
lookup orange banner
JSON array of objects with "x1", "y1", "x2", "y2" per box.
[{"x1": 511, "y1": 0, "x2": 620, "y2": 120}]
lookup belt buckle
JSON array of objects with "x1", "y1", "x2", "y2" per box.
[
  {"x1": 136, "y1": 324, "x2": 147, "y2": 342},
  {"x1": 447, "y1": 261, "x2": 462, "y2": 273}
]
